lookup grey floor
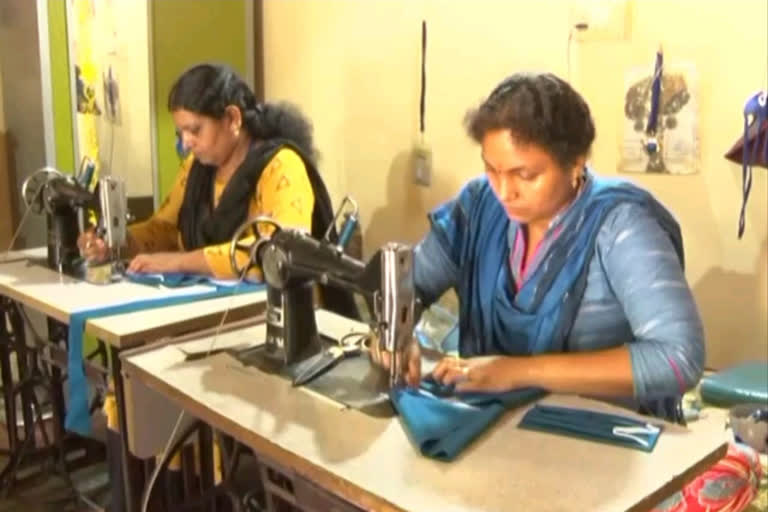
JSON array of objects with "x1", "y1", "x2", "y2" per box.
[{"x1": 0, "y1": 455, "x2": 110, "y2": 512}]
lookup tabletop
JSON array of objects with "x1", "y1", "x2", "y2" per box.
[
  {"x1": 0, "y1": 248, "x2": 266, "y2": 347},
  {"x1": 122, "y1": 314, "x2": 728, "y2": 512}
]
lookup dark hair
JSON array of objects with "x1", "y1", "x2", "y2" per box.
[
  {"x1": 464, "y1": 72, "x2": 595, "y2": 170},
  {"x1": 168, "y1": 63, "x2": 317, "y2": 161}
]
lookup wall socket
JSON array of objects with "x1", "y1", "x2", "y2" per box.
[
  {"x1": 412, "y1": 145, "x2": 432, "y2": 187},
  {"x1": 570, "y1": 0, "x2": 631, "y2": 42}
]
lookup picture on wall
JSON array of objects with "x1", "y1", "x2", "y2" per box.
[
  {"x1": 620, "y1": 60, "x2": 700, "y2": 175},
  {"x1": 103, "y1": 66, "x2": 121, "y2": 124}
]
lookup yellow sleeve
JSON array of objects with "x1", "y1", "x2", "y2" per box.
[
  {"x1": 204, "y1": 148, "x2": 316, "y2": 279},
  {"x1": 128, "y1": 155, "x2": 194, "y2": 254}
]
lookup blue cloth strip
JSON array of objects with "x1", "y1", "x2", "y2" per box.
[
  {"x1": 390, "y1": 378, "x2": 544, "y2": 461},
  {"x1": 65, "y1": 275, "x2": 264, "y2": 436},
  {"x1": 123, "y1": 271, "x2": 211, "y2": 288},
  {"x1": 518, "y1": 404, "x2": 663, "y2": 452}
]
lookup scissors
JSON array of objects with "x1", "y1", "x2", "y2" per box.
[{"x1": 292, "y1": 332, "x2": 370, "y2": 387}]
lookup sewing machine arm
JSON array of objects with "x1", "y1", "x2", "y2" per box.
[{"x1": 247, "y1": 224, "x2": 417, "y2": 387}]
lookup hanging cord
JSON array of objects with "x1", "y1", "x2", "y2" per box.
[
  {"x1": 645, "y1": 48, "x2": 664, "y2": 136},
  {"x1": 419, "y1": 20, "x2": 427, "y2": 140},
  {"x1": 140, "y1": 264, "x2": 252, "y2": 512}
]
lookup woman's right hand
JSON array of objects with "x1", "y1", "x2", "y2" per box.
[
  {"x1": 369, "y1": 335, "x2": 422, "y2": 388},
  {"x1": 77, "y1": 229, "x2": 108, "y2": 263}
]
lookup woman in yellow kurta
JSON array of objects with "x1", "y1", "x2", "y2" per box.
[
  {"x1": 85, "y1": 64, "x2": 356, "y2": 494},
  {"x1": 78, "y1": 63, "x2": 331, "y2": 281}
]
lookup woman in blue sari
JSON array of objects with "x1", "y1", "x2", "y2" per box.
[
  {"x1": 374, "y1": 73, "x2": 763, "y2": 511},
  {"x1": 377, "y1": 72, "x2": 705, "y2": 420}
]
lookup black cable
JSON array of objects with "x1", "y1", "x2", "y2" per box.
[{"x1": 420, "y1": 20, "x2": 427, "y2": 135}]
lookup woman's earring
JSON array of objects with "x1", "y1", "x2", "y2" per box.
[{"x1": 233, "y1": 126, "x2": 240, "y2": 138}]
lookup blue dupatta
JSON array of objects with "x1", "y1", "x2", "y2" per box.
[{"x1": 428, "y1": 172, "x2": 683, "y2": 357}]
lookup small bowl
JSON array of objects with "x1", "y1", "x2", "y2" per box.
[{"x1": 729, "y1": 403, "x2": 768, "y2": 454}]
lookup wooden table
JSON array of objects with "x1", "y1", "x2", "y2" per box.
[
  {"x1": 0, "y1": 249, "x2": 267, "y2": 511},
  {"x1": 122, "y1": 316, "x2": 729, "y2": 512}
]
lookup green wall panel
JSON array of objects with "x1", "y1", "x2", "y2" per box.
[
  {"x1": 151, "y1": 0, "x2": 248, "y2": 201},
  {"x1": 48, "y1": 0, "x2": 75, "y2": 173}
]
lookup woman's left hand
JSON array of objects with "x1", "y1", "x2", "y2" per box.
[
  {"x1": 127, "y1": 252, "x2": 182, "y2": 274},
  {"x1": 431, "y1": 355, "x2": 524, "y2": 393}
]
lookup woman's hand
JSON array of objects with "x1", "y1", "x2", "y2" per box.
[
  {"x1": 369, "y1": 336, "x2": 422, "y2": 388},
  {"x1": 127, "y1": 252, "x2": 183, "y2": 274},
  {"x1": 77, "y1": 229, "x2": 108, "y2": 263},
  {"x1": 431, "y1": 355, "x2": 523, "y2": 393}
]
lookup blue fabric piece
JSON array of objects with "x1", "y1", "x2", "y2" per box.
[
  {"x1": 65, "y1": 275, "x2": 264, "y2": 436},
  {"x1": 428, "y1": 172, "x2": 683, "y2": 358},
  {"x1": 518, "y1": 404, "x2": 663, "y2": 452},
  {"x1": 738, "y1": 91, "x2": 768, "y2": 238},
  {"x1": 390, "y1": 378, "x2": 544, "y2": 461},
  {"x1": 124, "y1": 271, "x2": 210, "y2": 288}
]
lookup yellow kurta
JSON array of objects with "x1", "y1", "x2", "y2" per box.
[
  {"x1": 103, "y1": 147, "x2": 317, "y2": 478},
  {"x1": 128, "y1": 147, "x2": 315, "y2": 278}
]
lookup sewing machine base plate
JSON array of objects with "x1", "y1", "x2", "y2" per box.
[
  {"x1": 231, "y1": 343, "x2": 395, "y2": 418},
  {"x1": 26, "y1": 258, "x2": 124, "y2": 285}
]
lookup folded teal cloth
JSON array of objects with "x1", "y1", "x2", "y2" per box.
[
  {"x1": 390, "y1": 378, "x2": 544, "y2": 461},
  {"x1": 66, "y1": 274, "x2": 264, "y2": 436},
  {"x1": 518, "y1": 404, "x2": 663, "y2": 452},
  {"x1": 700, "y1": 361, "x2": 768, "y2": 407},
  {"x1": 125, "y1": 271, "x2": 212, "y2": 287}
]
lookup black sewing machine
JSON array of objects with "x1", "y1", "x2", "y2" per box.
[
  {"x1": 229, "y1": 208, "x2": 417, "y2": 388},
  {"x1": 21, "y1": 165, "x2": 128, "y2": 282}
]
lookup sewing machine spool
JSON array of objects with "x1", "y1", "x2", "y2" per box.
[{"x1": 84, "y1": 261, "x2": 121, "y2": 285}]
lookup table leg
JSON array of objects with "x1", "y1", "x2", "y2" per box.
[
  {"x1": 198, "y1": 424, "x2": 217, "y2": 512},
  {"x1": 0, "y1": 298, "x2": 20, "y2": 489},
  {"x1": 110, "y1": 345, "x2": 144, "y2": 512},
  {"x1": 0, "y1": 298, "x2": 19, "y2": 458},
  {"x1": 7, "y1": 303, "x2": 35, "y2": 450},
  {"x1": 45, "y1": 318, "x2": 68, "y2": 453}
]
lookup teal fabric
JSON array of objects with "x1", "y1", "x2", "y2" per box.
[
  {"x1": 390, "y1": 378, "x2": 544, "y2": 461},
  {"x1": 700, "y1": 362, "x2": 768, "y2": 407},
  {"x1": 518, "y1": 404, "x2": 663, "y2": 452},
  {"x1": 124, "y1": 271, "x2": 211, "y2": 288},
  {"x1": 425, "y1": 173, "x2": 683, "y2": 358},
  {"x1": 65, "y1": 275, "x2": 264, "y2": 436}
]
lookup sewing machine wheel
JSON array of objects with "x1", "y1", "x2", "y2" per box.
[
  {"x1": 229, "y1": 216, "x2": 284, "y2": 277},
  {"x1": 21, "y1": 167, "x2": 64, "y2": 214}
]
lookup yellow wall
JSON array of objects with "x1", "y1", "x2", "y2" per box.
[
  {"x1": 577, "y1": 1, "x2": 768, "y2": 367},
  {"x1": 262, "y1": 0, "x2": 767, "y2": 369},
  {"x1": 87, "y1": 0, "x2": 153, "y2": 197}
]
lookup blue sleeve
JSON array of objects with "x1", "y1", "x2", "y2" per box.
[
  {"x1": 413, "y1": 230, "x2": 459, "y2": 307},
  {"x1": 413, "y1": 178, "x2": 486, "y2": 307},
  {"x1": 597, "y1": 203, "x2": 705, "y2": 400}
]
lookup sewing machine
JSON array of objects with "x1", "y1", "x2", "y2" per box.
[
  {"x1": 229, "y1": 208, "x2": 417, "y2": 388},
  {"x1": 21, "y1": 166, "x2": 128, "y2": 283}
]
